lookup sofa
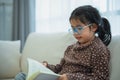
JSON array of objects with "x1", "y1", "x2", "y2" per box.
[
  {"x1": 0, "y1": 40, "x2": 20, "y2": 80},
  {"x1": 0, "y1": 32, "x2": 120, "y2": 80}
]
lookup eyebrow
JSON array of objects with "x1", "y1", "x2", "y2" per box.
[{"x1": 71, "y1": 25, "x2": 83, "y2": 27}]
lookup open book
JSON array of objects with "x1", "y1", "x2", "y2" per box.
[{"x1": 26, "y1": 58, "x2": 60, "y2": 80}]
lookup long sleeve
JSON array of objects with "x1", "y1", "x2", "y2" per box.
[
  {"x1": 47, "y1": 58, "x2": 65, "y2": 73},
  {"x1": 66, "y1": 49, "x2": 110, "y2": 80},
  {"x1": 46, "y1": 37, "x2": 110, "y2": 80}
]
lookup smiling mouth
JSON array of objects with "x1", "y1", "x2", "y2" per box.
[{"x1": 75, "y1": 37, "x2": 82, "y2": 40}]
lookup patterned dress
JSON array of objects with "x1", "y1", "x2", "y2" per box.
[{"x1": 47, "y1": 37, "x2": 110, "y2": 80}]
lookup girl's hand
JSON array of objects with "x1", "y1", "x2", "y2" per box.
[
  {"x1": 42, "y1": 61, "x2": 48, "y2": 67},
  {"x1": 58, "y1": 74, "x2": 68, "y2": 80}
]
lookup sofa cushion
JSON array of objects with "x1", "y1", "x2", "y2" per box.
[
  {"x1": 0, "y1": 41, "x2": 21, "y2": 79},
  {"x1": 108, "y1": 35, "x2": 120, "y2": 80},
  {"x1": 21, "y1": 32, "x2": 76, "y2": 73}
]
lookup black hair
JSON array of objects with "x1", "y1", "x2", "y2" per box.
[{"x1": 69, "y1": 5, "x2": 112, "y2": 46}]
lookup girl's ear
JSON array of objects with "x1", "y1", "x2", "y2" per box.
[{"x1": 91, "y1": 23, "x2": 98, "y2": 32}]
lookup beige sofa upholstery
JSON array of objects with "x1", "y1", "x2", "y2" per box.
[
  {"x1": 0, "y1": 41, "x2": 21, "y2": 80},
  {"x1": 0, "y1": 32, "x2": 120, "y2": 80}
]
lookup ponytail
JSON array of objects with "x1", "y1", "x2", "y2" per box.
[{"x1": 97, "y1": 17, "x2": 112, "y2": 46}]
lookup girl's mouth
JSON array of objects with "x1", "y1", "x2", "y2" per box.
[{"x1": 75, "y1": 37, "x2": 82, "y2": 40}]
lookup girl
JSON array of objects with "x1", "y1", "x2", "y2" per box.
[
  {"x1": 15, "y1": 5, "x2": 111, "y2": 80},
  {"x1": 44, "y1": 5, "x2": 112, "y2": 80}
]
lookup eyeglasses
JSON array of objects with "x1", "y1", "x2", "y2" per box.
[{"x1": 69, "y1": 24, "x2": 93, "y2": 34}]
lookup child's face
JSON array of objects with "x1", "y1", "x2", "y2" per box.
[{"x1": 70, "y1": 19, "x2": 97, "y2": 44}]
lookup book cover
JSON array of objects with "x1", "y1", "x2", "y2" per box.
[{"x1": 26, "y1": 58, "x2": 60, "y2": 80}]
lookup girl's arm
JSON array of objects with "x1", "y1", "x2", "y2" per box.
[{"x1": 46, "y1": 58, "x2": 65, "y2": 73}]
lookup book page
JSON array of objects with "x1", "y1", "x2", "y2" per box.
[
  {"x1": 26, "y1": 58, "x2": 60, "y2": 80},
  {"x1": 34, "y1": 73, "x2": 60, "y2": 80}
]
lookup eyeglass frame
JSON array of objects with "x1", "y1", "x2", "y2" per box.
[{"x1": 69, "y1": 23, "x2": 93, "y2": 34}]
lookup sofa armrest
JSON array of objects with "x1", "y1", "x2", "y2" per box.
[{"x1": 0, "y1": 40, "x2": 21, "y2": 79}]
